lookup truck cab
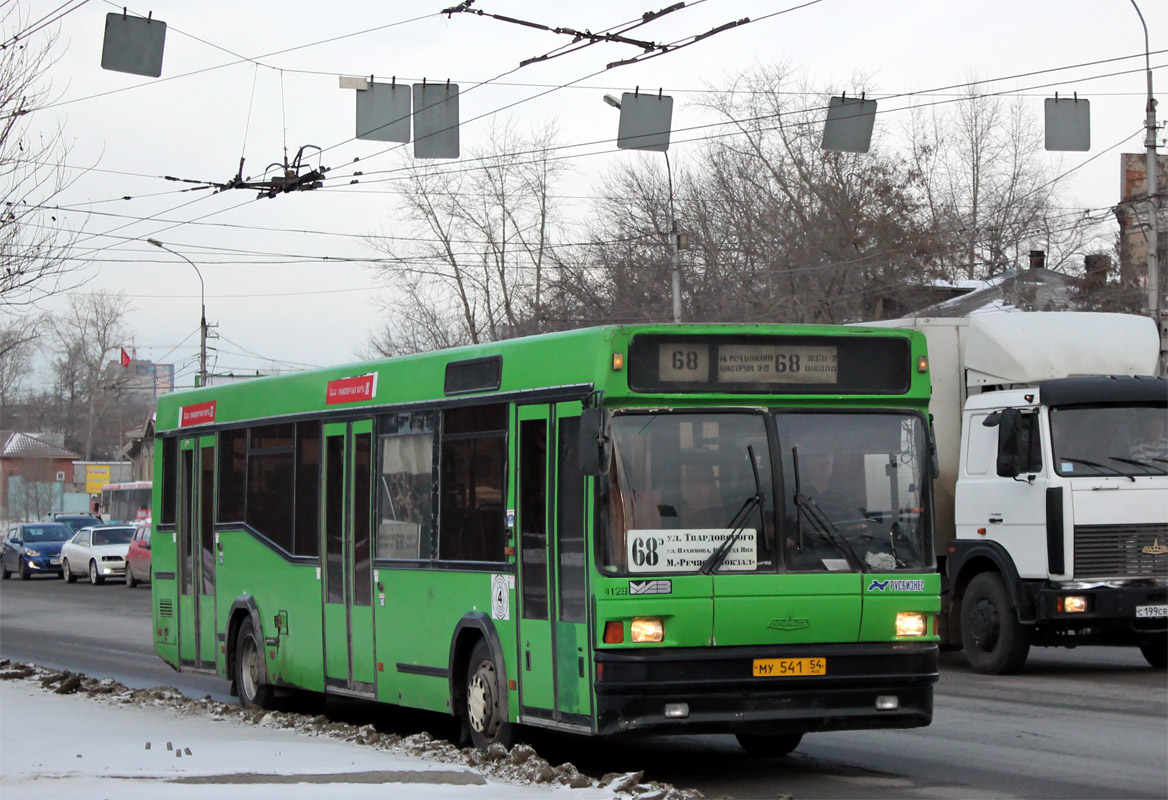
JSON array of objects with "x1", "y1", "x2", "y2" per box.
[{"x1": 950, "y1": 376, "x2": 1167, "y2": 672}]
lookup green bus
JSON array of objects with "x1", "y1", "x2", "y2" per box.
[{"x1": 151, "y1": 324, "x2": 940, "y2": 754}]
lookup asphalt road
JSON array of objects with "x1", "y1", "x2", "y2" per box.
[{"x1": 2, "y1": 575, "x2": 1166, "y2": 800}]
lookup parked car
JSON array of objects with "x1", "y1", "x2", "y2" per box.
[
  {"x1": 41, "y1": 514, "x2": 103, "y2": 533},
  {"x1": 125, "y1": 519, "x2": 152, "y2": 588},
  {"x1": 61, "y1": 525, "x2": 135, "y2": 585},
  {"x1": 1, "y1": 523, "x2": 73, "y2": 580}
]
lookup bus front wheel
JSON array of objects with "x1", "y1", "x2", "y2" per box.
[
  {"x1": 464, "y1": 639, "x2": 514, "y2": 750},
  {"x1": 235, "y1": 618, "x2": 274, "y2": 709},
  {"x1": 736, "y1": 733, "x2": 803, "y2": 757}
]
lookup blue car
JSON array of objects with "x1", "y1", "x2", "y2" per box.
[{"x1": 1, "y1": 523, "x2": 74, "y2": 580}]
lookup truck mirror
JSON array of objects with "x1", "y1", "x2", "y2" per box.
[
  {"x1": 995, "y1": 408, "x2": 1041, "y2": 478},
  {"x1": 995, "y1": 408, "x2": 1021, "y2": 477},
  {"x1": 578, "y1": 407, "x2": 612, "y2": 476}
]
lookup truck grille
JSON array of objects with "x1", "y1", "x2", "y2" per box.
[{"x1": 1074, "y1": 524, "x2": 1168, "y2": 579}]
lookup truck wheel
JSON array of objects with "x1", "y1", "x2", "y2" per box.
[
  {"x1": 235, "y1": 618, "x2": 275, "y2": 709},
  {"x1": 1139, "y1": 636, "x2": 1167, "y2": 669},
  {"x1": 464, "y1": 639, "x2": 514, "y2": 750},
  {"x1": 736, "y1": 733, "x2": 803, "y2": 757},
  {"x1": 961, "y1": 572, "x2": 1030, "y2": 674}
]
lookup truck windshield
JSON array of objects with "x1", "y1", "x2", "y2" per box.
[
  {"x1": 599, "y1": 410, "x2": 933, "y2": 573},
  {"x1": 1050, "y1": 404, "x2": 1168, "y2": 477}
]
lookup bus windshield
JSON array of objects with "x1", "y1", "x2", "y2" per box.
[{"x1": 601, "y1": 410, "x2": 932, "y2": 574}]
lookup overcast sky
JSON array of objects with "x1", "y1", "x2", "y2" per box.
[{"x1": 16, "y1": 0, "x2": 1168, "y2": 388}]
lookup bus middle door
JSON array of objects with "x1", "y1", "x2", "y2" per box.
[{"x1": 322, "y1": 420, "x2": 376, "y2": 696}]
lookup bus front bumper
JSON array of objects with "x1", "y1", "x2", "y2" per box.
[{"x1": 593, "y1": 642, "x2": 937, "y2": 737}]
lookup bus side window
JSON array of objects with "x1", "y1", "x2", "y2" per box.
[{"x1": 439, "y1": 405, "x2": 507, "y2": 563}]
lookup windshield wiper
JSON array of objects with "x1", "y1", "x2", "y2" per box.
[
  {"x1": 700, "y1": 445, "x2": 765, "y2": 575},
  {"x1": 1107, "y1": 455, "x2": 1168, "y2": 475},
  {"x1": 1060, "y1": 456, "x2": 1135, "y2": 482},
  {"x1": 791, "y1": 446, "x2": 866, "y2": 572}
]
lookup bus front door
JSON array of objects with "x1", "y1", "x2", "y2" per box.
[
  {"x1": 321, "y1": 421, "x2": 376, "y2": 696},
  {"x1": 516, "y1": 402, "x2": 592, "y2": 728},
  {"x1": 177, "y1": 435, "x2": 217, "y2": 671}
]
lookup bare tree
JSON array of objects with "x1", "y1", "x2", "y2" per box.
[
  {"x1": 48, "y1": 292, "x2": 130, "y2": 459},
  {"x1": 0, "y1": 313, "x2": 39, "y2": 411},
  {"x1": 556, "y1": 65, "x2": 949, "y2": 326},
  {"x1": 0, "y1": 7, "x2": 82, "y2": 308},
  {"x1": 365, "y1": 121, "x2": 567, "y2": 355},
  {"x1": 905, "y1": 82, "x2": 1097, "y2": 280}
]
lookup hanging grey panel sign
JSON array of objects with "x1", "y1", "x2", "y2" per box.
[
  {"x1": 101, "y1": 13, "x2": 166, "y2": 78},
  {"x1": 413, "y1": 83, "x2": 460, "y2": 159},
  {"x1": 357, "y1": 82, "x2": 411, "y2": 143},
  {"x1": 616, "y1": 93, "x2": 673, "y2": 152},
  {"x1": 1044, "y1": 97, "x2": 1090, "y2": 152},
  {"x1": 821, "y1": 96, "x2": 878, "y2": 153}
]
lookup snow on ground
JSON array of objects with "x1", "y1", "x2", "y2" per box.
[{"x1": 0, "y1": 662, "x2": 693, "y2": 800}]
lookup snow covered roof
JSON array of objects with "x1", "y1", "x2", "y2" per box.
[
  {"x1": 906, "y1": 268, "x2": 1079, "y2": 318},
  {"x1": 1, "y1": 431, "x2": 81, "y2": 460}
]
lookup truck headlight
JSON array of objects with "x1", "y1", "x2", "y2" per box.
[
  {"x1": 1058, "y1": 595, "x2": 1088, "y2": 613},
  {"x1": 630, "y1": 618, "x2": 664, "y2": 643},
  {"x1": 895, "y1": 611, "x2": 927, "y2": 637}
]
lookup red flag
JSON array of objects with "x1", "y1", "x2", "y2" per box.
[{"x1": 120, "y1": 348, "x2": 131, "y2": 368}]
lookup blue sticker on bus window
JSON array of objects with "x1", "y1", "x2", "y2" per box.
[{"x1": 1061, "y1": 462, "x2": 1074, "y2": 472}]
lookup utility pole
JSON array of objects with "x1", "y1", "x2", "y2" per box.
[{"x1": 1132, "y1": 0, "x2": 1165, "y2": 374}]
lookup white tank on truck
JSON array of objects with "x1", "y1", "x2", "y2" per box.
[{"x1": 873, "y1": 312, "x2": 1167, "y2": 673}]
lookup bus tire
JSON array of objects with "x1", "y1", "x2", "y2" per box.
[
  {"x1": 235, "y1": 618, "x2": 274, "y2": 709},
  {"x1": 961, "y1": 572, "x2": 1030, "y2": 674},
  {"x1": 736, "y1": 733, "x2": 803, "y2": 757},
  {"x1": 464, "y1": 639, "x2": 514, "y2": 750},
  {"x1": 1139, "y1": 636, "x2": 1167, "y2": 669}
]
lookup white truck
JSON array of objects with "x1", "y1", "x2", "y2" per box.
[{"x1": 879, "y1": 312, "x2": 1167, "y2": 673}]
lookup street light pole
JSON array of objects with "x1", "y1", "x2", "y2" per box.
[
  {"x1": 605, "y1": 93, "x2": 683, "y2": 323},
  {"x1": 147, "y1": 238, "x2": 208, "y2": 387},
  {"x1": 1130, "y1": 0, "x2": 1164, "y2": 375}
]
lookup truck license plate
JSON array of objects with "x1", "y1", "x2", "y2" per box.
[
  {"x1": 1136, "y1": 605, "x2": 1167, "y2": 618},
  {"x1": 752, "y1": 657, "x2": 826, "y2": 677}
]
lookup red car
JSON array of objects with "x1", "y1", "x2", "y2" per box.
[{"x1": 125, "y1": 519, "x2": 152, "y2": 588}]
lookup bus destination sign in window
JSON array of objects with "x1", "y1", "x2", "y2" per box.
[{"x1": 630, "y1": 334, "x2": 909, "y2": 395}]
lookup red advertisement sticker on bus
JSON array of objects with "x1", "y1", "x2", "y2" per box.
[
  {"x1": 180, "y1": 400, "x2": 217, "y2": 427},
  {"x1": 326, "y1": 373, "x2": 377, "y2": 405}
]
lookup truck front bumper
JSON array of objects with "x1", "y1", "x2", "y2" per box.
[{"x1": 1029, "y1": 580, "x2": 1167, "y2": 643}]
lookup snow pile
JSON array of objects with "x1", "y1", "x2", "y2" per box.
[{"x1": 0, "y1": 660, "x2": 702, "y2": 800}]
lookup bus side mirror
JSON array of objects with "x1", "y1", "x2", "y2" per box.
[{"x1": 579, "y1": 408, "x2": 612, "y2": 476}]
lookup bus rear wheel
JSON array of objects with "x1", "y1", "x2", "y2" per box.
[
  {"x1": 465, "y1": 639, "x2": 514, "y2": 750},
  {"x1": 961, "y1": 572, "x2": 1030, "y2": 674},
  {"x1": 736, "y1": 733, "x2": 803, "y2": 757},
  {"x1": 235, "y1": 618, "x2": 274, "y2": 709}
]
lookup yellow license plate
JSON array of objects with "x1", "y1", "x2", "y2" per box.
[{"x1": 752, "y1": 657, "x2": 826, "y2": 677}]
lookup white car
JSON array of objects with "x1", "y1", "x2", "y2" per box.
[{"x1": 61, "y1": 525, "x2": 135, "y2": 585}]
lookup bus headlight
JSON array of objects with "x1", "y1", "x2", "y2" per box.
[
  {"x1": 895, "y1": 612, "x2": 927, "y2": 637},
  {"x1": 630, "y1": 618, "x2": 664, "y2": 643}
]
